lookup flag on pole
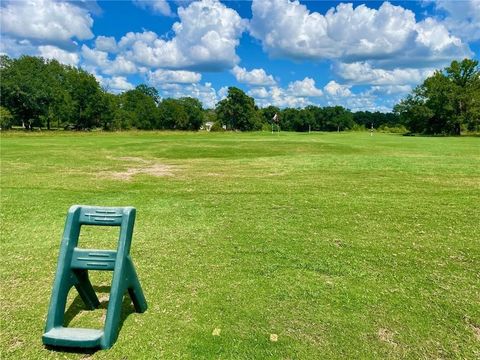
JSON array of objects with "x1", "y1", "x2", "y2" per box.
[{"x1": 272, "y1": 113, "x2": 278, "y2": 123}]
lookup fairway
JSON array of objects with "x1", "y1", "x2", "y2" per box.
[{"x1": 0, "y1": 131, "x2": 479, "y2": 359}]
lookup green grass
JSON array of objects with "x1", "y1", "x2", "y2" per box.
[{"x1": 1, "y1": 131, "x2": 479, "y2": 359}]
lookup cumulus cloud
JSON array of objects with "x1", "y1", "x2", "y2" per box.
[
  {"x1": 0, "y1": 37, "x2": 80, "y2": 66},
  {"x1": 38, "y1": 45, "x2": 79, "y2": 66},
  {"x1": 231, "y1": 66, "x2": 276, "y2": 86},
  {"x1": 415, "y1": 17, "x2": 464, "y2": 53},
  {"x1": 0, "y1": 0, "x2": 94, "y2": 43},
  {"x1": 81, "y1": 45, "x2": 137, "y2": 75},
  {"x1": 287, "y1": 77, "x2": 323, "y2": 97},
  {"x1": 254, "y1": 86, "x2": 312, "y2": 108},
  {"x1": 217, "y1": 86, "x2": 229, "y2": 100},
  {"x1": 249, "y1": 0, "x2": 470, "y2": 90},
  {"x1": 335, "y1": 62, "x2": 434, "y2": 86},
  {"x1": 148, "y1": 69, "x2": 201, "y2": 85},
  {"x1": 133, "y1": 0, "x2": 173, "y2": 17},
  {"x1": 431, "y1": 0, "x2": 480, "y2": 42},
  {"x1": 81, "y1": 45, "x2": 109, "y2": 67},
  {"x1": 367, "y1": 85, "x2": 412, "y2": 96},
  {"x1": 249, "y1": 0, "x2": 471, "y2": 91},
  {"x1": 97, "y1": 75, "x2": 135, "y2": 93},
  {"x1": 248, "y1": 87, "x2": 270, "y2": 99},
  {"x1": 324, "y1": 81, "x2": 351, "y2": 97},
  {"x1": 250, "y1": 0, "x2": 470, "y2": 65},
  {"x1": 159, "y1": 82, "x2": 219, "y2": 108},
  {"x1": 115, "y1": 0, "x2": 246, "y2": 71},
  {"x1": 246, "y1": 77, "x2": 382, "y2": 110},
  {"x1": 248, "y1": 78, "x2": 324, "y2": 108},
  {"x1": 95, "y1": 36, "x2": 118, "y2": 53},
  {"x1": 332, "y1": 92, "x2": 390, "y2": 112},
  {"x1": 245, "y1": 79, "x2": 398, "y2": 112},
  {"x1": 107, "y1": 56, "x2": 137, "y2": 75},
  {"x1": 0, "y1": 37, "x2": 37, "y2": 58}
]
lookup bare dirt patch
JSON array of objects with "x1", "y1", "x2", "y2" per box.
[
  {"x1": 103, "y1": 156, "x2": 175, "y2": 181},
  {"x1": 9, "y1": 337, "x2": 24, "y2": 351},
  {"x1": 471, "y1": 324, "x2": 480, "y2": 341},
  {"x1": 378, "y1": 328, "x2": 397, "y2": 346},
  {"x1": 110, "y1": 156, "x2": 151, "y2": 164},
  {"x1": 464, "y1": 316, "x2": 480, "y2": 341},
  {"x1": 109, "y1": 164, "x2": 174, "y2": 180}
]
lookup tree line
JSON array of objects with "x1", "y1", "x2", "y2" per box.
[
  {"x1": 0, "y1": 56, "x2": 204, "y2": 131},
  {"x1": 1, "y1": 55, "x2": 478, "y2": 134}
]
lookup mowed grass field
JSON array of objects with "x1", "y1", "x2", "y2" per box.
[{"x1": 0, "y1": 131, "x2": 479, "y2": 359}]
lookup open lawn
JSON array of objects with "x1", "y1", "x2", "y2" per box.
[{"x1": 0, "y1": 131, "x2": 479, "y2": 359}]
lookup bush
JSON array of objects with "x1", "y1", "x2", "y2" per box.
[
  {"x1": 261, "y1": 123, "x2": 273, "y2": 132},
  {"x1": 351, "y1": 124, "x2": 366, "y2": 132},
  {"x1": 0, "y1": 106, "x2": 14, "y2": 130},
  {"x1": 378, "y1": 124, "x2": 408, "y2": 133},
  {"x1": 210, "y1": 122, "x2": 226, "y2": 132}
]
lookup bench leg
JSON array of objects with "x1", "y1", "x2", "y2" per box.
[{"x1": 73, "y1": 269, "x2": 100, "y2": 310}]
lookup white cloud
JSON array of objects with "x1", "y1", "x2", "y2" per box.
[
  {"x1": 107, "y1": 56, "x2": 137, "y2": 75},
  {"x1": 0, "y1": 37, "x2": 37, "y2": 58},
  {"x1": 245, "y1": 77, "x2": 325, "y2": 108},
  {"x1": 81, "y1": 45, "x2": 137, "y2": 75},
  {"x1": 250, "y1": 0, "x2": 471, "y2": 66},
  {"x1": 287, "y1": 77, "x2": 323, "y2": 97},
  {"x1": 231, "y1": 66, "x2": 276, "y2": 86},
  {"x1": 262, "y1": 86, "x2": 312, "y2": 108},
  {"x1": 81, "y1": 45, "x2": 109, "y2": 67},
  {"x1": 1, "y1": 0, "x2": 94, "y2": 42},
  {"x1": 336, "y1": 93, "x2": 389, "y2": 112},
  {"x1": 108, "y1": 76, "x2": 134, "y2": 92},
  {"x1": 248, "y1": 87, "x2": 270, "y2": 99},
  {"x1": 217, "y1": 86, "x2": 228, "y2": 100},
  {"x1": 335, "y1": 62, "x2": 434, "y2": 86},
  {"x1": 246, "y1": 80, "x2": 398, "y2": 112},
  {"x1": 159, "y1": 82, "x2": 219, "y2": 108},
  {"x1": 116, "y1": 0, "x2": 246, "y2": 71},
  {"x1": 415, "y1": 17, "x2": 463, "y2": 52},
  {"x1": 148, "y1": 69, "x2": 201, "y2": 84},
  {"x1": 133, "y1": 0, "x2": 173, "y2": 17},
  {"x1": 96, "y1": 74, "x2": 135, "y2": 93},
  {"x1": 431, "y1": 0, "x2": 480, "y2": 42},
  {"x1": 322, "y1": 87, "x2": 391, "y2": 112},
  {"x1": 368, "y1": 85, "x2": 412, "y2": 96},
  {"x1": 247, "y1": 86, "x2": 311, "y2": 108},
  {"x1": 0, "y1": 36, "x2": 80, "y2": 66},
  {"x1": 324, "y1": 81, "x2": 351, "y2": 97},
  {"x1": 95, "y1": 36, "x2": 118, "y2": 53},
  {"x1": 38, "y1": 45, "x2": 79, "y2": 66},
  {"x1": 247, "y1": 77, "x2": 325, "y2": 108}
]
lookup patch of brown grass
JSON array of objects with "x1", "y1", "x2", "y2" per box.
[
  {"x1": 378, "y1": 328, "x2": 397, "y2": 346},
  {"x1": 103, "y1": 156, "x2": 175, "y2": 180}
]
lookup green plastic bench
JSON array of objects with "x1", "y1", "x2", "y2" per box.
[{"x1": 43, "y1": 205, "x2": 147, "y2": 350}]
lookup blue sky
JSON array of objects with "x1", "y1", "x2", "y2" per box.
[{"x1": 1, "y1": 0, "x2": 479, "y2": 111}]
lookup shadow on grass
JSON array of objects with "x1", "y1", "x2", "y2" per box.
[{"x1": 45, "y1": 285, "x2": 135, "y2": 355}]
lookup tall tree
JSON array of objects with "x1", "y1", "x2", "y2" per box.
[
  {"x1": 135, "y1": 84, "x2": 160, "y2": 105},
  {"x1": 260, "y1": 105, "x2": 280, "y2": 126},
  {"x1": 216, "y1": 87, "x2": 261, "y2": 131},
  {"x1": 395, "y1": 58, "x2": 479, "y2": 135},
  {"x1": 65, "y1": 67, "x2": 104, "y2": 129},
  {"x1": 445, "y1": 59, "x2": 480, "y2": 133},
  {"x1": 120, "y1": 88, "x2": 159, "y2": 129},
  {"x1": 0, "y1": 55, "x2": 53, "y2": 129},
  {"x1": 178, "y1": 97, "x2": 204, "y2": 130},
  {"x1": 158, "y1": 98, "x2": 188, "y2": 130}
]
